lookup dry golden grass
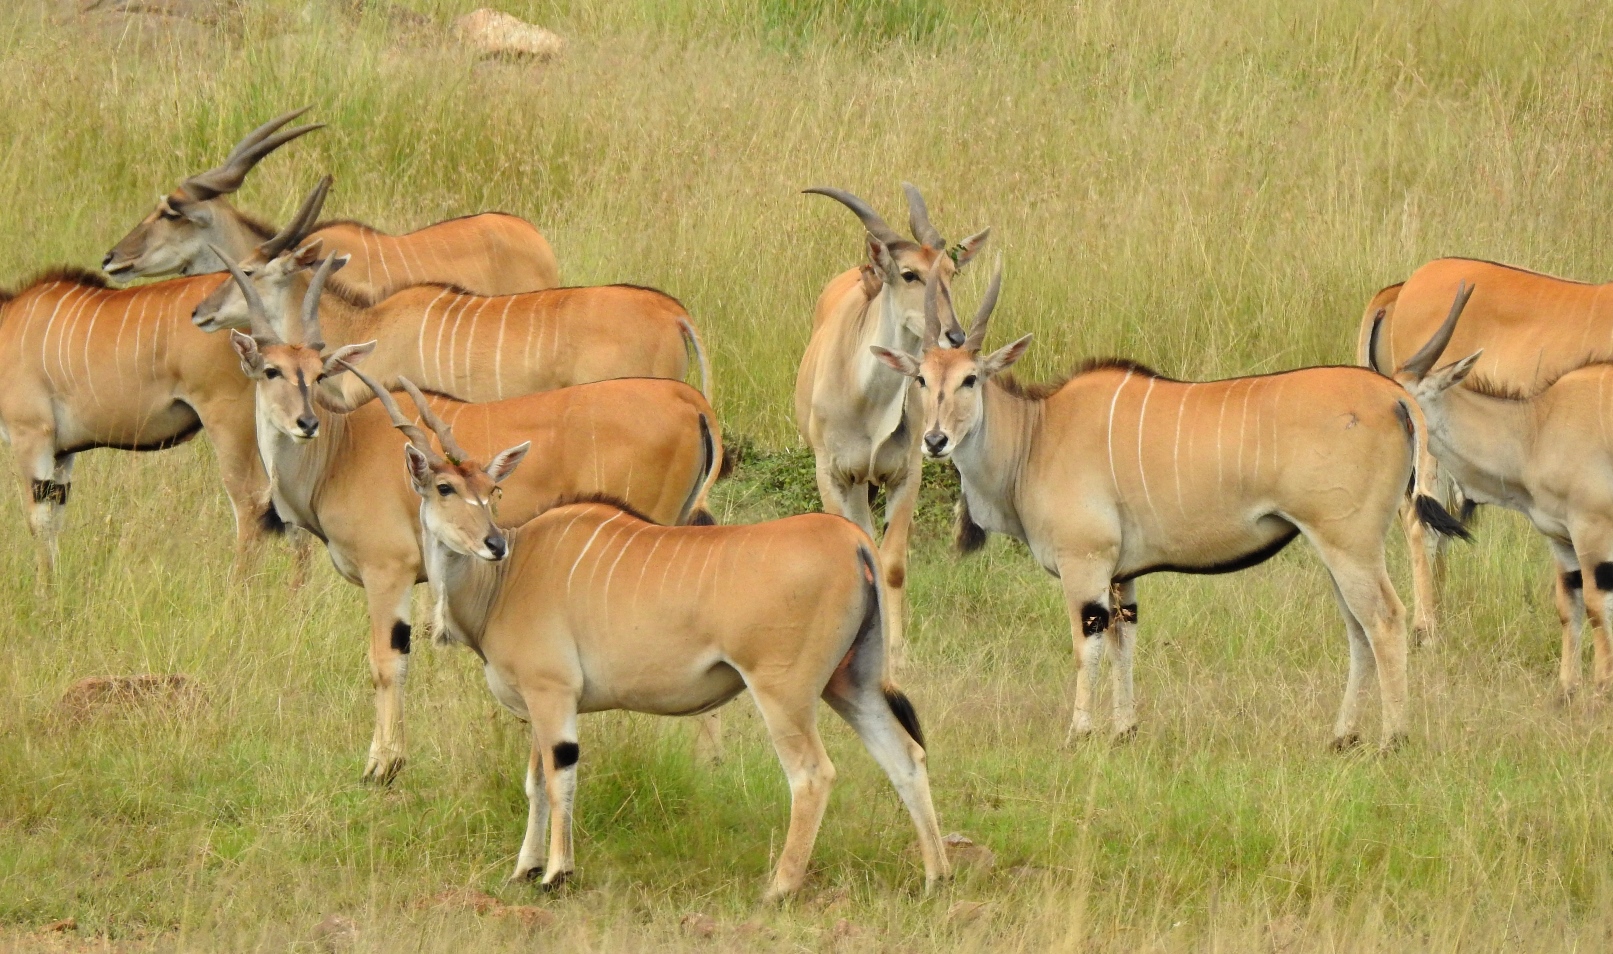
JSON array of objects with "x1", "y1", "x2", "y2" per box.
[{"x1": 3, "y1": 1, "x2": 1613, "y2": 950}]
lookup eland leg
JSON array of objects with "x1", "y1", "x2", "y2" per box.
[
  {"x1": 750, "y1": 689, "x2": 835, "y2": 902},
  {"x1": 1570, "y1": 534, "x2": 1613, "y2": 694},
  {"x1": 518, "y1": 695, "x2": 581, "y2": 891},
  {"x1": 510, "y1": 742, "x2": 551, "y2": 882},
  {"x1": 10, "y1": 425, "x2": 64, "y2": 588},
  {"x1": 876, "y1": 452, "x2": 922, "y2": 670},
  {"x1": 1319, "y1": 550, "x2": 1409, "y2": 748},
  {"x1": 1108, "y1": 580, "x2": 1139, "y2": 739},
  {"x1": 1549, "y1": 542, "x2": 1586, "y2": 700},
  {"x1": 359, "y1": 571, "x2": 415, "y2": 784},
  {"x1": 1057, "y1": 554, "x2": 1122, "y2": 744}
]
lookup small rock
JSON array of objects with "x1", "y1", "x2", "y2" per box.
[
  {"x1": 496, "y1": 905, "x2": 557, "y2": 930},
  {"x1": 453, "y1": 9, "x2": 563, "y2": 61},
  {"x1": 309, "y1": 914, "x2": 357, "y2": 951},
  {"x1": 941, "y1": 833, "x2": 996, "y2": 872},
  {"x1": 946, "y1": 900, "x2": 992, "y2": 925},
  {"x1": 39, "y1": 918, "x2": 76, "y2": 933},
  {"x1": 679, "y1": 912, "x2": 718, "y2": 938},
  {"x1": 413, "y1": 888, "x2": 502, "y2": 914}
]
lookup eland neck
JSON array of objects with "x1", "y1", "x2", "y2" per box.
[
  {"x1": 951, "y1": 380, "x2": 1041, "y2": 543},
  {"x1": 422, "y1": 525, "x2": 507, "y2": 656},
  {"x1": 1423, "y1": 386, "x2": 1537, "y2": 512},
  {"x1": 254, "y1": 397, "x2": 348, "y2": 537}
]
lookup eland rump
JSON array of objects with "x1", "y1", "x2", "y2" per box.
[{"x1": 874, "y1": 266, "x2": 1469, "y2": 750}]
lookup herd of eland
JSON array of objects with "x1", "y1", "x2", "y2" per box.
[{"x1": 0, "y1": 107, "x2": 1603, "y2": 897}]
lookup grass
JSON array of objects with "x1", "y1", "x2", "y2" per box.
[{"x1": 3, "y1": 0, "x2": 1613, "y2": 950}]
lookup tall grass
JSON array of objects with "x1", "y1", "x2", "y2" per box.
[{"x1": 2, "y1": 1, "x2": 1612, "y2": 950}]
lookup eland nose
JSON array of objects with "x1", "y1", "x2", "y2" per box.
[
  {"x1": 485, "y1": 535, "x2": 508, "y2": 560},
  {"x1": 295, "y1": 414, "x2": 319, "y2": 437},
  {"x1": 101, "y1": 252, "x2": 114, "y2": 269},
  {"x1": 923, "y1": 431, "x2": 949, "y2": 456},
  {"x1": 946, "y1": 329, "x2": 966, "y2": 348}
]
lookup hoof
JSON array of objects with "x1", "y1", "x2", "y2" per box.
[
  {"x1": 510, "y1": 866, "x2": 543, "y2": 884},
  {"x1": 1109, "y1": 724, "x2": 1139, "y2": 745},
  {"x1": 539, "y1": 871, "x2": 571, "y2": 893},
  {"x1": 1328, "y1": 733, "x2": 1362, "y2": 753},
  {"x1": 1378, "y1": 732, "x2": 1408, "y2": 754},
  {"x1": 362, "y1": 755, "x2": 406, "y2": 785}
]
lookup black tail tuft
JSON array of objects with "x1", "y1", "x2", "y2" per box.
[
  {"x1": 1416, "y1": 494, "x2": 1472, "y2": 541},
  {"x1": 718, "y1": 444, "x2": 736, "y2": 480},
  {"x1": 953, "y1": 496, "x2": 987, "y2": 555},
  {"x1": 1459, "y1": 498, "x2": 1479, "y2": 527},
  {"x1": 258, "y1": 503, "x2": 288, "y2": 536},
  {"x1": 688, "y1": 508, "x2": 716, "y2": 526},
  {"x1": 883, "y1": 688, "x2": 926, "y2": 749}
]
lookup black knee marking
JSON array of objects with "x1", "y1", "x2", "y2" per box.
[
  {"x1": 552, "y1": 741, "x2": 580, "y2": 769},
  {"x1": 31, "y1": 480, "x2": 67, "y2": 506},
  {"x1": 258, "y1": 502, "x2": 287, "y2": 536},
  {"x1": 1081, "y1": 602, "x2": 1110, "y2": 636},
  {"x1": 390, "y1": 621, "x2": 411, "y2": 654},
  {"x1": 1118, "y1": 604, "x2": 1138, "y2": 624},
  {"x1": 1595, "y1": 563, "x2": 1613, "y2": 592},
  {"x1": 1563, "y1": 570, "x2": 1584, "y2": 591}
]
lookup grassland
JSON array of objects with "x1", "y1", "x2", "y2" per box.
[{"x1": 3, "y1": 0, "x2": 1613, "y2": 950}]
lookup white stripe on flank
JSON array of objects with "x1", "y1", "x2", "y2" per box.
[
  {"x1": 493, "y1": 296, "x2": 514, "y2": 399},
  {"x1": 1172, "y1": 383, "x2": 1193, "y2": 516},
  {"x1": 1135, "y1": 376, "x2": 1158, "y2": 519},
  {"x1": 464, "y1": 297, "x2": 491, "y2": 392},
  {"x1": 81, "y1": 293, "x2": 110, "y2": 408},
  {"x1": 566, "y1": 512, "x2": 623, "y2": 595},
  {"x1": 1105, "y1": 370, "x2": 1135, "y2": 494},
  {"x1": 1214, "y1": 381, "x2": 1234, "y2": 495},
  {"x1": 1266, "y1": 379, "x2": 1285, "y2": 481},
  {"x1": 432, "y1": 294, "x2": 459, "y2": 386},
  {"x1": 691, "y1": 532, "x2": 721, "y2": 600},
  {"x1": 599, "y1": 525, "x2": 650, "y2": 632},
  {"x1": 113, "y1": 296, "x2": 131, "y2": 391},
  {"x1": 56, "y1": 287, "x2": 95, "y2": 393},
  {"x1": 656, "y1": 535, "x2": 690, "y2": 600},
  {"x1": 631, "y1": 529, "x2": 668, "y2": 606},
  {"x1": 130, "y1": 292, "x2": 148, "y2": 384},
  {"x1": 374, "y1": 230, "x2": 394, "y2": 294},
  {"x1": 1235, "y1": 378, "x2": 1254, "y2": 489},
  {"x1": 446, "y1": 295, "x2": 466, "y2": 388},
  {"x1": 416, "y1": 288, "x2": 452, "y2": 380},
  {"x1": 38, "y1": 285, "x2": 84, "y2": 391},
  {"x1": 1600, "y1": 372, "x2": 1608, "y2": 446}
]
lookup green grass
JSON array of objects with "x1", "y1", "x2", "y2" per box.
[{"x1": 4, "y1": 1, "x2": 1613, "y2": 950}]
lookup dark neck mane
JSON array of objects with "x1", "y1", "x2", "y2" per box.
[
  {"x1": 994, "y1": 356, "x2": 1169, "y2": 401},
  {"x1": 540, "y1": 493, "x2": 658, "y2": 524},
  {"x1": 5, "y1": 265, "x2": 111, "y2": 300}
]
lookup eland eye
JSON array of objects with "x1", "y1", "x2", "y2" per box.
[
  {"x1": 436, "y1": 484, "x2": 454, "y2": 497},
  {"x1": 962, "y1": 374, "x2": 978, "y2": 388},
  {"x1": 915, "y1": 375, "x2": 927, "y2": 388},
  {"x1": 264, "y1": 367, "x2": 282, "y2": 380},
  {"x1": 901, "y1": 271, "x2": 921, "y2": 283}
]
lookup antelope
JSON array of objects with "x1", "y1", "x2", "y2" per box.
[
  {"x1": 1357, "y1": 258, "x2": 1613, "y2": 643},
  {"x1": 103, "y1": 107, "x2": 561, "y2": 298},
  {"x1": 796, "y1": 184, "x2": 989, "y2": 663},
  {"x1": 406, "y1": 471, "x2": 948, "y2": 899},
  {"x1": 0, "y1": 266, "x2": 288, "y2": 582},
  {"x1": 873, "y1": 267, "x2": 1469, "y2": 749},
  {"x1": 194, "y1": 236, "x2": 710, "y2": 406},
  {"x1": 221, "y1": 256, "x2": 722, "y2": 782},
  {"x1": 1394, "y1": 285, "x2": 1613, "y2": 697}
]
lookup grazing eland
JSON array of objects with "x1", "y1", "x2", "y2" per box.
[{"x1": 875, "y1": 266, "x2": 1469, "y2": 749}]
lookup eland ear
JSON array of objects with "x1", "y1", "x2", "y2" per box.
[
  {"x1": 949, "y1": 227, "x2": 991, "y2": 270},
  {"x1": 322, "y1": 340, "x2": 377, "y2": 375},
  {"x1": 229, "y1": 329, "x2": 263, "y2": 372},
  {"x1": 1431, "y1": 350, "x2": 1483, "y2": 392},
  {"x1": 291, "y1": 240, "x2": 326, "y2": 268},
  {"x1": 486, "y1": 442, "x2": 530, "y2": 483},
  {"x1": 173, "y1": 196, "x2": 211, "y2": 226},
  {"x1": 866, "y1": 234, "x2": 897, "y2": 281},
  {"x1": 404, "y1": 444, "x2": 434, "y2": 492},
  {"x1": 980, "y1": 333, "x2": 1032, "y2": 376},
  {"x1": 870, "y1": 345, "x2": 921, "y2": 377}
]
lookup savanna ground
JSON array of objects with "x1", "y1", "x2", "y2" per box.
[{"x1": 3, "y1": 0, "x2": 1613, "y2": 950}]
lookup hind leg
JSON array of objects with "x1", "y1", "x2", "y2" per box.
[
  {"x1": 877, "y1": 459, "x2": 921, "y2": 670},
  {"x1": 1322, "y1": 573, "x2": 1376, "y2": 749},
  {"x1": 1319, "y1": 549, "x2": 1409, "y2": 748},
  {"x1": 749, "y1": 688, "x2": 835, "y2": 901},
  {"x1": 1569, "y1": 533, "x2": 1613, "y2": 694},
  {"x1": 822, "y1": 674, "x2": 949, "y2": 890},
  {"x1": 1402, "y1": 498, "x2": 1438, "y2": 647}
]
